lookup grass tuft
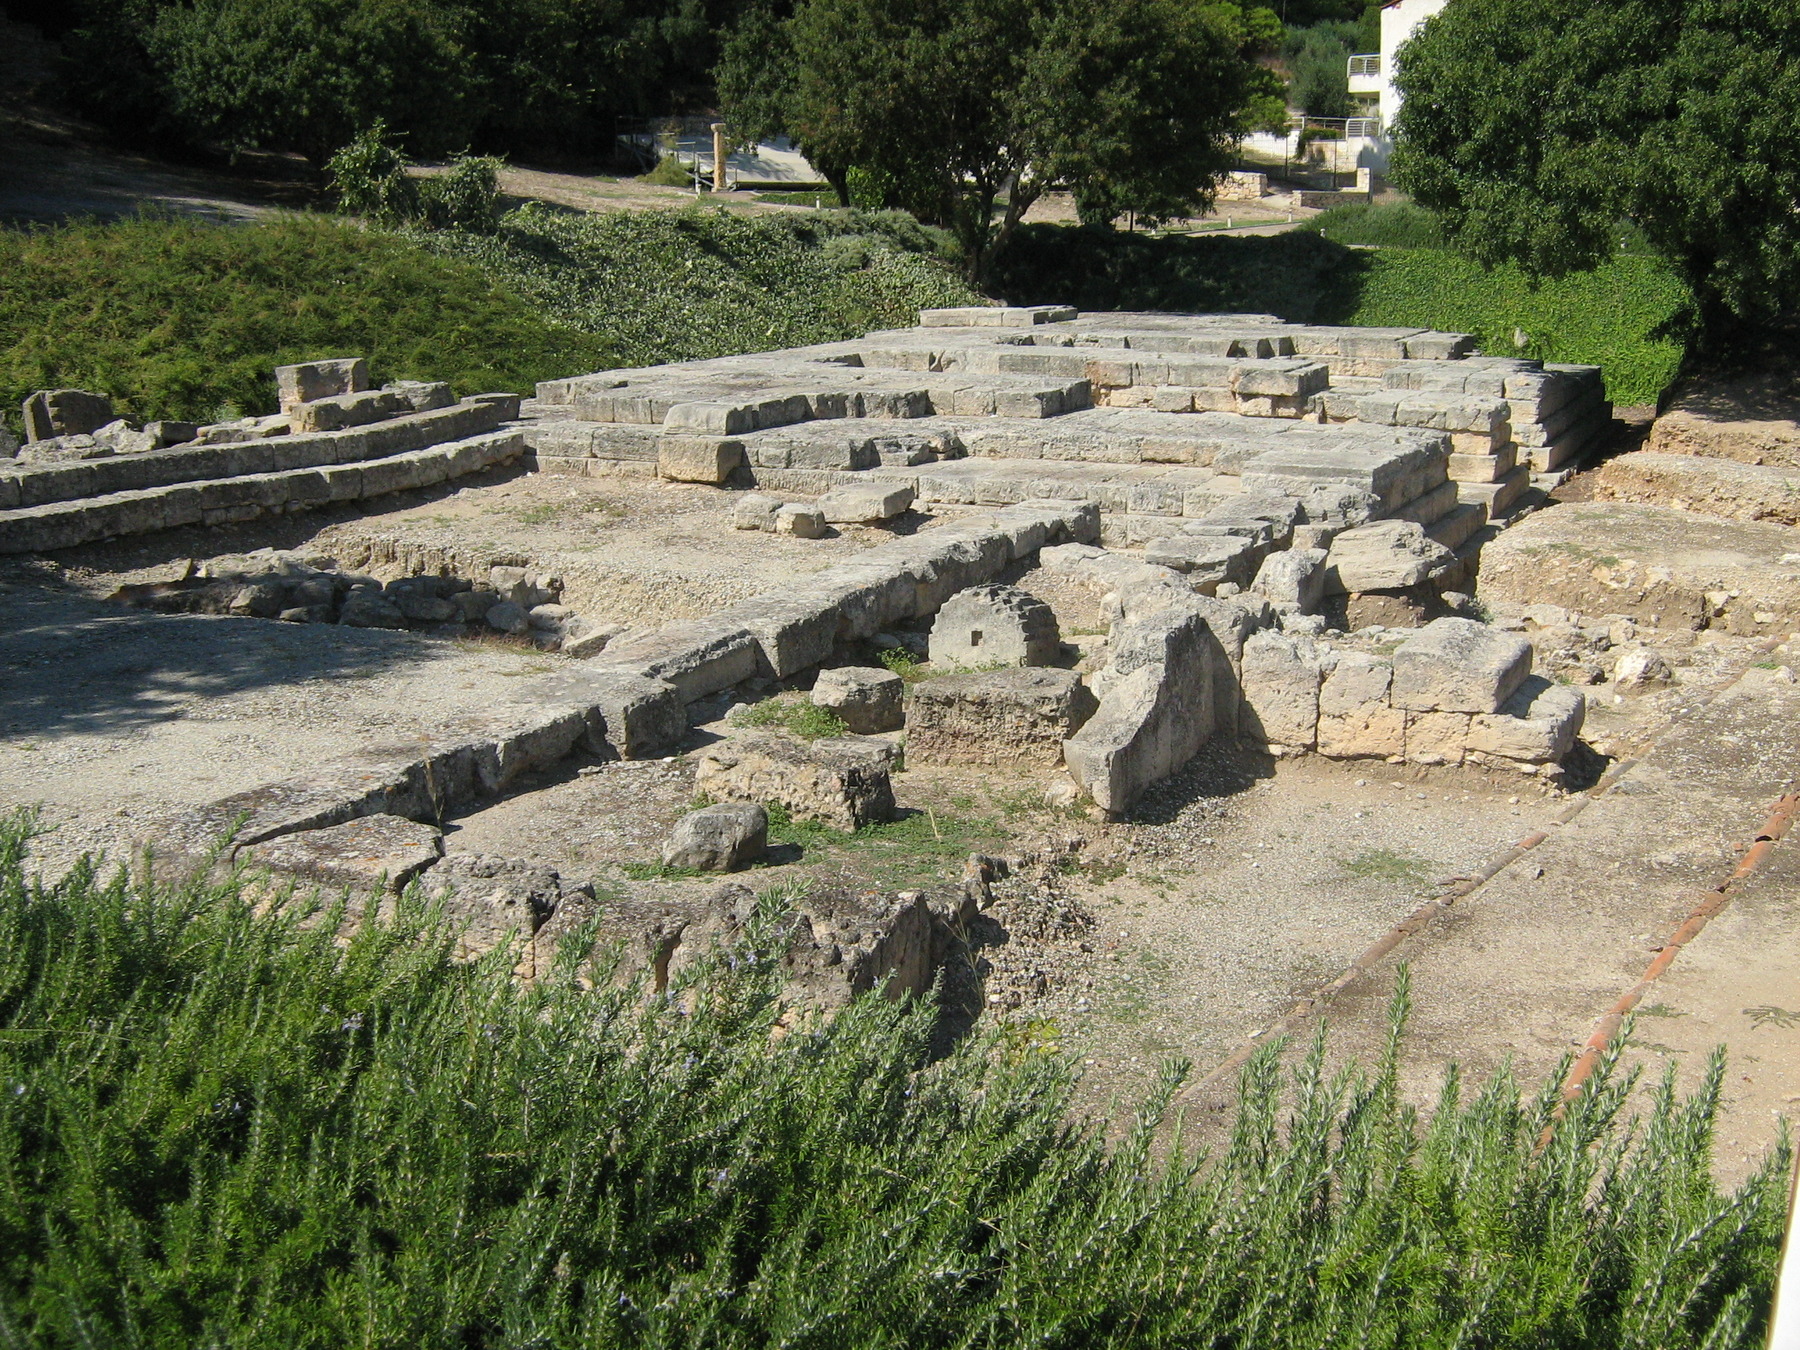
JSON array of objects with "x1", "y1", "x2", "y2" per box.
[{"x1": 731, "y1": 696, "x2": 849, "y2": 740}]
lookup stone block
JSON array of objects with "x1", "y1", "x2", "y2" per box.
[
  {"x1": 1322, "y1": 520, "x2": 1455, "y2": 594},
  {"x1": 518, "y1": 667, "x2": 685, "y2": 760},
  {"x1": 275, "y1": 358, "x2": 369, "y2": 413},
  {"x1": 243, "y1": 814, "x2": 443, "y2": 898},
  {"x1": 732, "y1": 492, "x2": 782, "y2": 530},
  {"x1": 596, "y1": 621, "x2": 760, "y2": 701},
  {"x1": 144, "y1": 420, "x2": 199, "y2": 448},
  {"x1": 719, "y1": 595, "x2": 839, "y2": 678},
  {"x1": 1315, "y1": 652, "x2": 1404, "y2": 759},
  {"x1": 1239, "y1": 630, "x2": 1321, "y2": 749},
  {"x1": 774, "y1": 503, "x2": 827, "y2": 537},
  {"x1": 1063, "y1": 600, "x2": 1223, "y2": 811},
  {"x1": 1404, "y1": 710, "x2": 1471, "y2": 765},
  {"x1": 22, "y1": 388, "x2": 115, "y2": 442},
  {"x1": 818, "y1": 483, "x2": 915, "y2": 523},
  {"x1": 694, "y1": 731, "x2": 898, "y2": 830},
  {"x1": 811, "y1": 666, "x2": 905, "y2": 733},
  {"x1": 415, "y1": 853, "x2": 582, "y2": 966},
  {"x1": 289, "y1": 389, "x2": 406, "y2": 433},
  {"x1": 663, "y1": 401, "x2": 755, "y2": 435},
  {"x1": 1251, "y1": 547, "x2": 1326, "y2": 612},
  {"x1": 383, "y1": 380, "x2": 455, "y2": 412},
  {"x1": 929, "y1": 584, "x2": 1061, "y2": 668},
  {"x1": 662, "y1": 802, "x2": 768, "y2": 872},
  {"x1": 905, "y1": 667, "x2": 1095, "y2": 768},
  {"x1": 1391, "y1": 618, "x2": 1533, "y2": 714},
  {"x1": 1143, "y1": 533, "x2": 1262, "y2": 592},
  {"x1": 1466, "y1": 676, "x2": 1585, "y2": 763},
  {"x1": 659, "y1": 435, "x2": 745, "y2": 484}
]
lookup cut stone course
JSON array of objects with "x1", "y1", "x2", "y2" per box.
[
  {"x1": 905, "y1": 668, "x2": 1095, "y2": 769},
  {"x1": 1391, "y1": 617, "x2": 1533, "y2": 714}
]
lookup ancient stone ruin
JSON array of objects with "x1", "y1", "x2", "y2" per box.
[{"x1": 3, "y1": 306, "x2": 1622, "y2": 1010}]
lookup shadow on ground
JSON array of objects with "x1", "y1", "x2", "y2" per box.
[{"x1": 0, "y1": 583, "x2": 427, "y2": 739}]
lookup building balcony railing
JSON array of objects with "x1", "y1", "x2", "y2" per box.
[{"x1": 1348, "y1": 53, "x2": 1381, "y2": 77}]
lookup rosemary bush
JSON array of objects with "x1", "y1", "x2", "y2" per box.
[{"x1": 0, "y1": 811, "x2": 1785, "y2": 1347}]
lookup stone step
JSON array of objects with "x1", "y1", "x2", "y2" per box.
[
  {"x1": 1456, "y1": 463, "x2": 1530, "y2": 519},
  {"x1": 0, "y1": 431, "x2": 525, "y2": 554},
  {"x1": 1425, "y1": 502, "x2": 1488, "y2": 553},
  {"x1": 0, "y1": 400, "x2": 510, "y2": 512}
]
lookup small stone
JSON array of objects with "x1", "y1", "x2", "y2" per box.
[
  {"x1": 811, "y1": 666, "x2": 905, "y2": 733},
  {"x1": 486, "y1": 600, "x2": 530, "y2": 634},
  {"x1": 528, "y1": 603, "x2": 574, "y2": 632},
  {"x1": 1613, "y1": 648, "x2": 1673, "y2": 688},
  {"x1": 661, "y1": 802, "x2": 768, "y2": 872},
  {"x1": 817, "y1": 483, "x2": 915, "y2": 524},
  {"x1": 773, "y1": 503, "x2": 827, "y2": 538}
]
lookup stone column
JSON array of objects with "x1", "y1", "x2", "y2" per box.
[{"x1": 712, "y1": 123, "x2": 728, "y2": 193}]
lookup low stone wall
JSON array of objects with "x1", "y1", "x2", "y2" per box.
[
  {"x1": 0, "y1": 400, "x2": 508, "y2": 511},
  {"x1": 0, "y1": 431, "x2": 526, "y2": 554},
  {"x1": 155, "y1": 499, "x2": 1102, "y2": 868}
]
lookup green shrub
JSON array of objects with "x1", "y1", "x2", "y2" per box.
[
  {"x1": 329, "y1": 127, "x2": 504, "y2": 232},
  {"x1": 326, "y1": 122, "x2": 423, "y2": 226},
  {"x1": 1300, "y1": 201, "x2": 1449, "y2": 249},
  {"x1": 0, "y1": 214, "x2": 609, "y2": 433},
  {"x1": 415, "y1": 203, "x2": 978, "y2": 368},
  {"x1": 0, "y1": 810, "x2": 1785, "y2": 1346},
  {"x1": 638, "y1": 153, "x2": 699, "y2": 188},
  {"x1": 419, "y1": 156, "x2": 505, "y2": 233}
]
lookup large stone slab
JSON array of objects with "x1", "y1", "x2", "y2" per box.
[
  {"x1": 693, "y1": 731, "x2": 899, "y2": 830},
  {"x1": 905, "y1": 667, "x2": 1095, "y2": 769},
  {"x1": 1391, "y1": 618, "x2": 1532, "y2": 714},
  {"x1": 1322, "y1": 520, "x2": 1455, "y2": 594},
  {"x1": 242, "y1": 814, "x2": 443, "y2": 897},
  {"x1": 1063, "y1": 601, "x2": 1225, "y2": 812}
]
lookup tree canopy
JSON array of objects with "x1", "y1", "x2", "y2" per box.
[
  {"x1": 57, "y1": 0, "x2": 745, "y2": 165},
  {"x1": 718, "y1": 0, "x2": 1285, "y2": 281},
  {"x1": 1390, "y1": 0, "x2": 1800, "y2": 344}
]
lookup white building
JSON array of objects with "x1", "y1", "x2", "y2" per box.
[{"x1": 1346, "y1": 0, "x2": 1451, "y2": 172}]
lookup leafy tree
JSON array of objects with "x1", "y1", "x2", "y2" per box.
[
  {"x1": 1282, "y1": 16, "x2": 1379, "y2": 118},
  {"x1": 1390, "y1": 0, "x2": 1800, "y2": 344},
  {"x1": 141, "y1": 0, "x2": 477, "y2": 168},
  {"x1": 718, "y1": 0, "x2": 1284, "y2": 282}
]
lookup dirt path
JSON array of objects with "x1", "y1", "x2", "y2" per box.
[{"x1": 1189, "y1": 661, "x2": 1800, "y2": 1187}]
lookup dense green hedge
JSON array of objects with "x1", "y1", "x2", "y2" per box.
[
  {"x1": 414, "y1": 204, "x2": 977, "y2": 370},
  {"x1": 0, "y1": 208, "x2": 978, "y2": 434},
  {"x1": 0, "y1": 811, "x2": 1788, "y2": 1347},
  {"x1": 1345, "y1": 249, "x2": 1687, "y2": 408},
  {"x1": 990, "y1": 224, "x2": 1688, "y2": 405},
  {"x1": 0, "y1": 214, "x2": 609, "y2": 432}
]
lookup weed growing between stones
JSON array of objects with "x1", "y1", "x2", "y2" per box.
[
  {"x1": 731, "y1": 697, "x2": 850, "y2": 740},
  {"x1": 0, "y1": 812, "x2": 1787, "y2": 1347}
]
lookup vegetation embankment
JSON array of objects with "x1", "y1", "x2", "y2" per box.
[
  {"x1": 0, "y1": 208, "x2": 978, "y2": 435},
  {"x1": 0, "y1": 812, "x2": 1787, "y2": 1345},
  {"x1": 992, "y1": 221, "x2": 1688, "y2": 405}
]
